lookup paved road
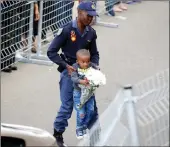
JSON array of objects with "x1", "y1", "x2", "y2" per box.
[{"x1": 1, "y1": 1, "x2": 169, "y2": 146}]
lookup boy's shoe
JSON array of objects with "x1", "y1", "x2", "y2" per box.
[
  {"x1": 53, "y1": 129, "x2": 67, "y2": 147},
  {"x1": 83, "y1": 126, "x2": 88, "y2": 137},
  {"x1": 76, "y1": 128, "x2": 84, "y2": 140}
]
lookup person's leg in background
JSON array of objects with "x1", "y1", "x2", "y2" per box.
[
  {"x1": 41, "y1": 1, "x2": 49, "y2": 44},
  {"x1": 105, "y1": 0, "x2": 115, "y2": 16},
  {"x1": 32, "y1": 20, "x2": 38, "y2": 53},
  {"x1": 113, "y1": 1, "x2": 127, "y2": 12},
  {"x1": 53, "y1": 69, "x2": 74, "y2": 146},
  {"x1": 32, "y1": 1, "x2": 40, "y2": 53}
]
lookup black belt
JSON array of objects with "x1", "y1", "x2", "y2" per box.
[{"x1": 60, "y1": 53, "x2": 76, "y2": 65}]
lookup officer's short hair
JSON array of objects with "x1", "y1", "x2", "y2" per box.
[{"x1": 76, "y1": 49, "x2": 90, "y2": 58}]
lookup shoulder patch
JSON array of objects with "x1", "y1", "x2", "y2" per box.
[{"x1": 57, "y1": 28, "x2": 63, "y2": 36}]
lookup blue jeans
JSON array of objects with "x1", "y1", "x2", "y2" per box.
[
  {"x1": 73, "y1": 90, "x2": 95, "y2": 129},
  {"x1": 105, "y1": 0, "x2": 120, "y2": 12},
  {"x1": 54, "y1": 69, "x2": 99, "y2": 132}
]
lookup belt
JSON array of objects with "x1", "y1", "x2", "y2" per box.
[{"x1": 60, "y1": 53, "x2": 76, "y2": 65}]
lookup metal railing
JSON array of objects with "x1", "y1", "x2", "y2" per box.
[
  {"x1": 0, "y1": 1, "x2": 74, "y2": 69},
  {"x1": 1, "y1": 0, "x2": 123, "y2": 70},
  {"x1": 1, "y1": 1, "x2": 34, "y2": 70},
  {"x1": 78, "y1": 69, "x2": 169, "y2": 146}
]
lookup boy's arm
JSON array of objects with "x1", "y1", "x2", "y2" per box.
[{"x1": 71, "y1": 64, "x2": 81, "y2": 84}]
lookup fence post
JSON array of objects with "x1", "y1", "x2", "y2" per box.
[
  {"x1": 37, "y1": 0, "x2": 43, "y2": 56},
  {"x1": 123, "y1": 85, "x2": 140, "y2": 146},
  {"x1": 27, "y1": 2, "x2": 34, "y2": 60}
]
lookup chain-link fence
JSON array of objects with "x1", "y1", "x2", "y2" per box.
[{"x1": 78, "y1": 69, "x2": 169, "y2": 146}]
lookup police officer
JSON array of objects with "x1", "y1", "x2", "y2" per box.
[{"x1": 47, "y1": 1, "x2": 99, "y2": 146}]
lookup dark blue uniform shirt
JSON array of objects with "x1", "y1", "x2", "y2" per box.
[{"x1": 47, "y1": 19, "x2": 99, "y2": 71}]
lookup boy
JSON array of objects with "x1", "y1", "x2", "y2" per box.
[{"x1": 71, "y1": 49, "x2": 99, "y2": 139}]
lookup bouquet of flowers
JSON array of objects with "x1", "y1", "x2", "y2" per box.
[{"x1": 77, "y1": 67, "x2": 106, "y2": 109}]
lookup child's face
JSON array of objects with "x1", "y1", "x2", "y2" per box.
[{"x1": 77, "y1": 55, "x2": 90, "y2": 69}]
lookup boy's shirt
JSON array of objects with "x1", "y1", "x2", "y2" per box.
[{"x1": 71, "y1": 62, "x2": 98, "y2": 90}]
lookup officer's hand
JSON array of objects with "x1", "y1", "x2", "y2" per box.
[{"x1": 66, "y1": 65, "x2": 76, "y2": 75}]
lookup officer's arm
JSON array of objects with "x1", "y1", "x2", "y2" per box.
[
  {"x1": 47, "y1": 28, "x2": 68, "y2": 68},
  {"x1": 90, "y1": 62, "x2": 100, "y2": 70},
  {"x1": 90, "y1": 31, "x2": 99, "y2": 66}
]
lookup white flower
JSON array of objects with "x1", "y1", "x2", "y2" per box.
[{"x1": 84, "y1": 67, "x2": 106, "y2": 86}]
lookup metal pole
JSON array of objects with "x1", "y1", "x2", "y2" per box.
[
  {"x1": 37, "y1": 0, "x2": 43, "y2": 56},
  {"x1": 0, "y1": 3, "x2": 2, "y2": 63},
  {"x1": 123, "y1": 85, "x2": 140, "y2": 146},
  {"x1": 27, "y1": 2, "x2": 34, "y2": 60},
  {"x1": 96, "y1": 20, "x2": 119, "y2": 28}
]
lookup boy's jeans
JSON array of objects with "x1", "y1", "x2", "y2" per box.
[
  {"x1": 73, "y1": 89, "x2": 95, "y2": 129},
  {"x1": 53, "y1": 69, "x2": 99, "y2": 133}
]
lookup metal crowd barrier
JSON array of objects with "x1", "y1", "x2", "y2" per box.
[
  {"x1": 1, "y1": 1, "x2": 34, "y2": 70},
  {"x1": 1, "y1": 0, "x2": 129, "y2": 69},
  {"x1": 0, "y1": 1, "x2": 74, "y2": 69},
  {"x1": 34, "y1": 0, "x2": 74, "y2": 64},
  {"x1": 78, "y1": 69, "x2": 169, "y2": 146}
]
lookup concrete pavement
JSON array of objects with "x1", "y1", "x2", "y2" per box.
[{"x1": 1, "y1": 1, "x2": 169, "y2": 146}]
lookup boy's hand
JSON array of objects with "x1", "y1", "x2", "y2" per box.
[{"x1": 79, "y1": 79, "x2": 89, "y2": 86}]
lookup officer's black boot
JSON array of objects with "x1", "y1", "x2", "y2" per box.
[{"x1": 53, "y1": 129, "x2": 67, "y2": 147}]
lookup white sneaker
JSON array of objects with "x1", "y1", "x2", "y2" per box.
[{"x1": 76, "y1": 129, "x2": 84, "y2": 140}]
